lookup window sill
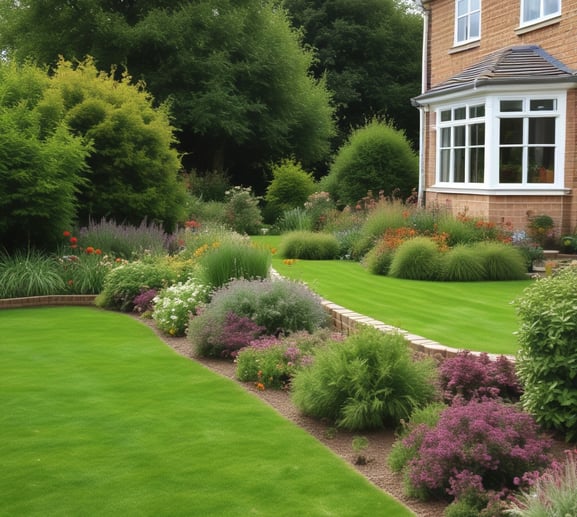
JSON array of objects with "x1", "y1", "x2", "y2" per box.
[
  {"x1": 449, "y1": 40, "x2": 481, "y2": 54},
  {"x1": 428, "y1": 185, "x2": 569, "y2": 196},
  {"x1": 515, "y1": 15, "x2": 561, "y2": 35}
]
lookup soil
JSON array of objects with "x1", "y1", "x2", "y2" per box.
[{"x1": 136, "y1": 316, "x2": 448, "y2": 517}]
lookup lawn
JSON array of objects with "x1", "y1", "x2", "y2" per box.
[
  {"x1": 253, "y1": 235, "x2": 532, "y2": 356},
  {"x1": 0, "y1": 307, "x2": 412, "y2": 517}
]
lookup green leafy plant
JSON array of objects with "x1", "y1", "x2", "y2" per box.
[
  {"x1": 352, "y1": 436, "x2": 369, "y2": 465},
  {"x1": 279, "y1": 231, "x2": 340, "y2": 260},
  {"x1": 274, "y1": 207, "x2": 313, "y2": 233},
  {"x1": 475, "y1": 241, "x2": 527, "y2": 281},
  {"x1": 152, "y1": 278, "x2": 210, "y2": 336},
  {"x1": 291, "y1": 326, "x2": 438, "y2": 430},
  {"x1": 223, "y1": 186, "x2": 263, "y2": 235},
  {"x1": 515, "y1": 266, "x2": 577, "y2": 441},
  {"x1": 388, "y1": 237, "x2": 442, "y2": 280},
  {"x1": 440, "y1": 244, "x2": 486, "y2": 282}
]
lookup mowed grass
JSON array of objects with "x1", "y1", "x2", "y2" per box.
[
  {"x1": 253, "y1": 235, "x2": 531, "y2": 355},
  {"x1": 0, "y1": 307, "x2": 412, "y2": 517}
]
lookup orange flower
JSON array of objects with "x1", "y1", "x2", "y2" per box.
[
  {"x1": 85, "y1": 246, "x2": 95, "y2": 254},
  {"x1": 95, "y1": 249, "x2": 102, "y2": 255},
  {"x1": 256, "y1": 382, "x2": 265, "y2": 391}
]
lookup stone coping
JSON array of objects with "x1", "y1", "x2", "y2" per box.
[{"x1": 0, "y1": 295, "x2": 97, "y2": 309}]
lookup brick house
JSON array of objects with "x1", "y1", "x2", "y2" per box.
[{"x1": 413, "y1": 0, "x2": 577, "y2": 236}]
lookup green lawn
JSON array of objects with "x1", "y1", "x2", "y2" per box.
[
  {"x1": 254, "y1": 235, "x2": 532, "y2": 356},
  {"x1": 0, "y1": 307, "x2": 412, "y2": 517}
]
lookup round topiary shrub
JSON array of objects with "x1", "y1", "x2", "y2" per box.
[
  {"x1": 440, "y1": 244, "x2": 485, "y2": 282},
  {"x1": 291, "y1": 326, "x2": 438, "y2": 430},
  {"x1": 474, "y1": 241, "x2": 527, "y2": 280},
  {"x1": 279, "y1": 231, "x2": 340, "y2": 260},
  {"x1": 388, "y1": 237, "x2": 442, "y2": 280}
]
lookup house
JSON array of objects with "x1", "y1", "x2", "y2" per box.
[{"x1": 413, "y1": 0, "x2": 577, "y2": 237}]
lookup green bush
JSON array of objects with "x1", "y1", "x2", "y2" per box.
[
  {"x1": 264, "y1": 159, "x2": 316, "y2": 223},
  {"x1": 363, "y1": 241, "x2": 395, "y2": 276},
  {"x1": 325, "y1": 119, "x2": 418, "y2": 206},
  {"x1": 199, "y1": 240, "x2": 271, "y2": 290},
  {"x1": 0, "y1": 250, "x2": 65, "y2": 298},
  {"x1": 291, "y1": 326, "x2": 438, "y2": 430},
  {"x1": 274, "y1": 207, "x2": 313, "y2": 233},
  {"x1": 223, "y1": 186, "x2": 263, "y2": 235},
  {"x1": 187, "y1": 197, "x2": 227, "y2": 226},
  {"x1": 475, "y1": 241, "x2": 527, "y2": 281},
  {"x1": 441, "y1": 245, "x2": 486, "y2": 282},
  {"x1": 279, "y1": 231, "x2": 340, "y2": 260},
  {"x1": 95, "y1": 259, "x2": 176, "y2": 311},
  {"x1": 188, "y1": 278, "x2": 330, "y2": 357},
  {"x1": 515, "y1": 267, "x2": 577, "y2": 441},
  {"x1": 58, "y1": 252, "x2": 116, "y2": 294},
  {"x1": 388, "y1": 237, "x2": 442, "y2": 280}
]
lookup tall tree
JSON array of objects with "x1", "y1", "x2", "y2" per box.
[
  {"x1": 0, "y1": 0, "x2": 335, "y2": 187},
  {"x1": 283, "y1": 0, "x2": 422, "y2": 149}
]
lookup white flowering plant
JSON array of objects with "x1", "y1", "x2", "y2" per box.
[{"x1": 152, "y1": 278, "x2": 211, "y2": 336}]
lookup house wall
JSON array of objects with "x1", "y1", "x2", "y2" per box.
[{"x1": 422, "y1": 0, "x2": 577, "y2": 235}]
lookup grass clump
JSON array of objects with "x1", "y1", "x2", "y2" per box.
[
  {"x1": 291, "y1": 326, "x2": 438, "y2": 431},
  {"x1": 388, "y1": 237, "x2": 442, "y2": 280},
  {"x1": 279, "y1": 230, "x2": 340, "y2": 260},
  {"x1": 440, "y1": 244, "x2": 486, "y2": 282},
  {"x1": 476, "y1": 241, "x2": 527, "y2": 281}
]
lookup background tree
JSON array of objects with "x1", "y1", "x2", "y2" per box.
[
  {"x1": 0, "y1": 62, "x2": 89, "y2": 250},
  {"x1": 0, "y1": 0, "x2": 336, "y2": 189},
  {"x1": 283, "y1": 0, "x2": 423, "y2": 150},
  {"x1": 322, "y1": 119, "x2": 418, "y2": 206}
]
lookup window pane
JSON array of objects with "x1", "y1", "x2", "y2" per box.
[
  {"x1": 529, "y1": 117, "x2": 555, "y2": 145},
  {"x1": 500, "y1": 147, "x2": 522, "y2": 183},
  {"x1": 469, "y1": 104, "x2": 485, "y2": 118},
  {"x1": 470, "y1": 148, "x2": 485, "y2": 183},
  {"x1": 500, "y1": 100, "x2": 523, "y2": 112},
  {"x1": 454, "y1": 107, "x2": 466, "y2": 120},
  {"x1": 441, "y1": 127, "x2": 451, "y2": 147},
  {"x1": 500, "y1": 118, "x2": 523, "y2": 145},
  {"x1": 454, "y1": 126, "x2": 466, "y2": 147},
  {"x1": 471, "y1": 0, "x2": 480, "y2": 10},
  {"x1": 457, "y1": 18, "x2": 467, "y2": 41},
  {"x1": 457, "y1": 0, "x2": 467, "y2": 17},
  {"x1": 530, "y1": 99, "x2": 556, "y2": 111},
  {"x1": 469, "y1": 12, "x2": 480, "y2": 38},
  {"x1": 523, "y1": 0, "x2": 540, "y2": 21},
  {"x1": 470, "y1": 123, "x2": 485, "y2": 145},
  {"x1": 454, "y1": 149, "x2": 465, "y2": 182},
  {"x1": 440, "y1": 149, "x2": 451, "y2": 182},
  {"x1": 528, "y1": 148, "x2": 555, "y2": 183},
  {"x1": 544, "y1": 0, "x2": 560, "y2": 16},
  {"x1": 440, "y1": 110, "x2": 451, "y2": 122}
]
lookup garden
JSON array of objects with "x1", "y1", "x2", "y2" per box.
[{"x1": 2, "y1": 193, "x2": 577, "y2": 517}]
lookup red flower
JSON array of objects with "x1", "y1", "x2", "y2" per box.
[
  {"x1": 63, "y1": 230, "x2": 71, "y2": 237},
  {"x1": 85, "y1": 246, "x2": 95, "y2": 254},
  {"x1": 69, "y1": 236, "x2": 78, "y2": 245},
  {"x1": 95, "y1": 248, "x2": 102, "y2": 255}
]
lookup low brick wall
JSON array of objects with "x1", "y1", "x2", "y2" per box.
[{"x1": 0, "y1": 295, "x2": 97, "y2": 309}]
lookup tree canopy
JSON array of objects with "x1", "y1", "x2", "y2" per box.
[
  {"x1": 283, "y1": 0, "x2": 423, "y2": 149},
  {"x1": 0, "y1": 0, "x2": 336, "y2": 186}
]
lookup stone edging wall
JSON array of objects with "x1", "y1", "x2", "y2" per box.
[{"x1": 0, "y1": 295, "x2": 97, "y2": 309}]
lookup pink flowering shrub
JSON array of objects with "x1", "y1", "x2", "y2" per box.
[
  {"x1": 402, "y1": 399, "x2": 552, "y2": 502},
  {"x1": 439, "y1": 351, "x2": 522, "y2": 403}
]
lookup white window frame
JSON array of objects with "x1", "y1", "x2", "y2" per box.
[
  {"x1": 434, "y1": 91, "x2": 566, "y2": 193},
  {"x1": 520, "y1": 0, "x2": 561, "y2": 26},
  {"x1": 455, "y1": 0, "x2": 481, "y2": 45}
]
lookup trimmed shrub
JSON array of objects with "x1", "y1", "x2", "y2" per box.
[
  {"x1": 363, "y1": 241, "x2": 395, "y2": 275},
  {"x1": 401, "y1": 399, "x2": 552, "y2": 502},
  {"x1": 188, "y1": 278, "x2": 329, "y2": 358},
  {"x1": 291, "y1": 326, "x2": 438, "y2": 431},
  {"x1": 440, "y1": 245, "x2": 486, "y2": 282},
  {"x1": 95, "y1": 259, "x2": 176, "y2": 311},
  {"x1": 279, "y1": 231, "x2": 340, "y2": 260},
  {"x1": 325, "y1": 119, "x2": 418, "y2": 206},
  {"x1": 515, "y1": 266, "x2": 577, "y2": 441},
  {"x1": 388, "y1": 237, "x2": 442, "y2": 280},
  {"x1": 439, "y1": 351, "x2": 522, "y2": 403},
  {"x1": 475, "y1": 241, "x2": 527, "y2": 281},
  {"x1": 223, "y1": 186, "x2": 263, "y2": 235}
]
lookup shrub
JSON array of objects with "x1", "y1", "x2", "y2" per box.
[
  {"x1": 325, "y1": 119, "x2": 418, "y2": 206},
  {"x1": 388, "y1": 237, "x2": 442, "y2": 280},
  {"x1": 514, "y1": 266, "x2": 577, "y2": 441},
  {"x1": 77, "y1": 218, "x2": 172, "y2": 259},
  {"x1": 0, "y1": 250, "x2": 65, "y2": 298},
  {"x1": 236, "y1": 329, "x2": 338, "y2": 389},
  {"x1": 439, "y1": 351, "x2": 522, "y2": 403},
  {"x1": 527, "y1": 214, "x2": 555, "y2": 248},
  {"x1": 303, "y1": 191, "x2": 336, "y2": 231},
  {"x1": 475, "y1": 241, "x2": 528, "y2": 281},
  {"x1": 132, "y1": 288, "x2": 158, "y2": 315},
  {"x1": 363, "y1": 241, "x2": 395, "y2": 275},
  {"x1": 187, "y1": 197, "x2": 227, "y2": 226},
  {"x1": 291, "y1": 326, "x2": 438, "y2": 431},
  {"x1": 440, "y1": 245, "x2": 486, "y2": 282},
  {"x1": 278, "y1": 231, "x2": 340, "y2": 260},
  {"x1": 59, "y1": 251, "x2": 115, "y2": 294},
  {"x1": 152, "y1": 278, "x2": 210, "y2": 336},
  {"x1": 95, "y1": 259, "x2": 176, "y2": 311},
  {"x1": 188, "y1": 278, "x2": 329, "y2": 357},
  {"x1": 357, "y1": 199, "x2": 408, "y2": 250},
  {"x1": 198, "y1": 240, "x2": 271, "y2": 289},
  {"x1": 223, "y1": 186, "x2": 263, "y2": 235},
  {"x1": 264, "y1": 159, "x2": 316, "y2": 223},
  {"x1": 187, "y1": 169, "x2": 231, "y2": 202},
  {"x1": 402, "y1": 399, "x2": 552, "y2": 502},
  {"x1": 506, "y1": 449, "x2": 577, "y2": 517},
  {"x1": 274, "y1": 207, "x2": 313, "y2": 233}
]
